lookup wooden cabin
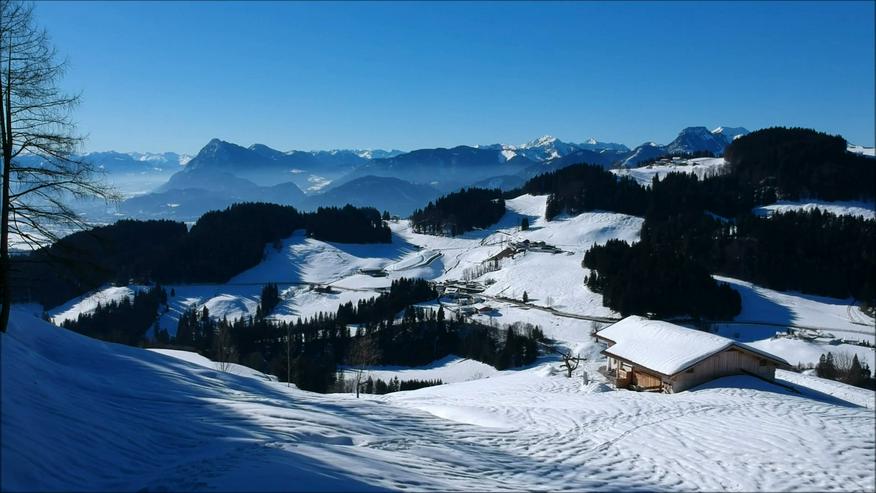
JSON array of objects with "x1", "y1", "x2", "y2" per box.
[{"x1": 595, "y1": 316, "x2": 789, "y2": 393}]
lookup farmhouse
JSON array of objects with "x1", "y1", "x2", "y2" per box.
[{"x1": 596, "y1": 316, "x2": 789, "y2": 393}]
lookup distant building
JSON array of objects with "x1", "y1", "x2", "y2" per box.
[{"x1": 595, "y1": 316, "x2": 789, "y2": 393}]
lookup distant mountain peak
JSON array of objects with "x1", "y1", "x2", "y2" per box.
[
  {"x1": 678, "y1": 126, "x2": 714, "y2": 137},
  {"x1": 711, "y1": 126, "x2": 750, "y2": 143},
  {"x1": 527, "y1": 135, "x2": 558, "y2": 147}
]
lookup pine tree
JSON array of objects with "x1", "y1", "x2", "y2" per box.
[{"x1": 848, "y1": 354, "x2": 865, "y2": 387}]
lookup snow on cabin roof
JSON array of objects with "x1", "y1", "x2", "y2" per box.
[{"x1": 596, "y1": 316, "x2": 788, "y2": 376}]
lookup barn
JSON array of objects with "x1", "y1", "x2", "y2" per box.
[{"x1": 595, "y1": 316, "x2": 790, "y2": 393}]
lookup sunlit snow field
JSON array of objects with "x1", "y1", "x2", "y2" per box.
[{"x1": 9, "y1": 187, "x2": 874, "y2": 492}]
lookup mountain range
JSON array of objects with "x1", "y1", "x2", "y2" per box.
[{"x1": 72, "y1": 126, "x2": 752, "y2": 220}]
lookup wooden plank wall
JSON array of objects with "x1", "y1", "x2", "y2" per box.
[{"x1": 670, "y1": 348, "x2": 777, "y2": 392}]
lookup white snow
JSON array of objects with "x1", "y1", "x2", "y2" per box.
[
  {"x1": 340, "y1": 355, "x2": 500, "y2": 384},
  {"x1": 611, "y1": 157, "x2": 727, "y2": 187},
  {"x1": 49, "y1": 285, "x2": 149, "y2": 325},
  {"x1": 776, "y1": 369, "x2": 875, "y2": 409},
  {"x1": 711, "y1": 276, "x2": 875, "y2": 369},
  {"x1": 716, "y1": 276, "x2": 875, "y2": 344},
  {"x1": 149, "y1": 348, "x2": 278, "y2": 381},
  {"x1": 11, "y1": 184, "x2": 876, "y2": 491},
  {"x1": 4, "y1": 308, "x2": 875, "y2": 491},
  {"x1": 45, "y1": 191, "x2": 874, "y2": 381},
  {"x1": 752, "y1": 199, "x2": 876, "y2": 219},
  {"x1": 848, "y1": 144, "x2": 876, "y2": 157}
]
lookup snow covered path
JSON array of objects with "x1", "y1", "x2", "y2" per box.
[{"x1": 3, "y1": 310, "x2": 874, "y2": 492}]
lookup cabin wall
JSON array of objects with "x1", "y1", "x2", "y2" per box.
[
  {"x1": 669, "y1": 348, "x2": 778, "y2": 392},
  {"x1": 631, "y1": 370, "x2": 662, "y2": 390}
]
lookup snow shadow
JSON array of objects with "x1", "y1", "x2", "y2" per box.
[
  {"x1": 692, "y1": 375, "x2": 862, "y2": 409},
  {"x1": 722, "y1": 281, "x2": 795, "y2": 340},
  {"x1": 4, "y1": 313, "x2": 675, "y2": 491}
]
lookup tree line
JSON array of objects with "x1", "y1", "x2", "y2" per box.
[
  {"x1": 513, "y1": 163, "x2": 648, "y2": 220},
  {"x1": 583, "y1": 207, "x2": 875, "y2": 318},
  {"x1": 513, "y1": 128, "x2": 876, "y2": 318},
  {"x1": 60, "y1": 285, "x2": 168, "y2": 346},
  {"x1": 410, "y1": 188, "x2": 505, "y2": 236},
  {"x1": 56, "y1": 274, "x2": 544, "y2": 393},
  {"x1": 816, "y1": 352, "x2": 873, "y2": 390},
  {"x1": 339, "y1": 376, "x2": 443, "y2": 395},
  {"x1": 171, "y1": 283, "x2": 543, "y2": 392},
  {"x1": 11, "y1": 202, "x2": 392, "y2": 308}
]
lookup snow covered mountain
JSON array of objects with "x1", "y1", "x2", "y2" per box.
[
  {"x1": 711, "y1": 126, "x2": 750, "y2": 144},
  {"x1": 621, "y1": 126, "x2": 749, "y2": 167},
  {"x1": 619, "y1": 142, "x2": 668, "y2": 167},
  {"x1": 665, "y1": 126, "x2": 734, "y2": 155},
  {"x1": 334, "y1": 145, "x2": 540, "y2": 193},
  {"x1": 172, "y1": 139, "x2": 398, "y2": 190},
  {"x1": 481, "y1": 135, "x2": 629, "y2": 163},
  {"x1": 354, "y1": 149, "x2": 405, "y2": 160},
  {"x1": 91, "y1": 126, "x2": 751, "y2": 220}
]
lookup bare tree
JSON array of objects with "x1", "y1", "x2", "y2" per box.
[
  {"x1": 349, "y1": 336, "x2": 380, "y2": 398},
  {"x1": 213, "y1": 322, "x2": 238, "y2": 373},
  {"x1": 1, "y1": 1, "x2": 117, "y2": 332},
  {"x1": 549, "y1": 343, "x2": 585, "y2": 378}
]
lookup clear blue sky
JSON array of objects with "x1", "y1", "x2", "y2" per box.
[{"x1": 35, "y1": 1, "x2": 875, "y2": 153}]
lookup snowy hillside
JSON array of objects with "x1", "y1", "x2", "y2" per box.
[
  {"x1": 50, "y1": 192, "x2": 874, "y2": 373},
  {"x1": 4, "y1": 308, "x2": 875, "y2": 491},
  {"x1": 848, "y1": 144, "x2": 876, "y2": 157},
  {"x1": 752, "y1": 199, "x2": 876, "y2": 219},
  {"x1": 611, "y1": 157, "x2": 727, "y2": 186},
  {"x1": 12, "y1": 182, "x2": 876, "y2": 491}
]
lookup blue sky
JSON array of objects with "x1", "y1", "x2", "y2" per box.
[{"x1": 36, "y1": 1, "x2": 875, "y2": 153}]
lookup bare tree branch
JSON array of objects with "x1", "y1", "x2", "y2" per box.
[{"x1": 1, "y1": 0, "x2": 117, "y2": 332}]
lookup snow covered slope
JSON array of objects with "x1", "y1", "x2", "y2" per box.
[
  {"x1": 340, "y1": 355, "x2": 500, "y2": 384},
  {"x1": 753, "y1": 199, "x2": 876, "y2": 219},
  {"x1": 48, "y1": 191, "x2": 872, "y2": 370},
  {"x1": 714, "y1": 276, "x2": 875, "y2": 368},
  {"x1": 611, "y1": 157, "x2": 727, "y2": 186},
  {"x1": 150, "y1": 348, "x2": 279, "y2": 381},
  {"x1": 49, "y1": 285, "x2": 149, "y2": 325},
  {"x1": 848, "y1": 144, "x2": 876, "y2": 157},
  {"x1": 4, "y1": 308, "x2": 874, "y2": 492}
]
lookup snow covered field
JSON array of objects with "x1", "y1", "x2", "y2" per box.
[
  {"x1": 10, "y1": 190, "x2": 876, "y2": 491},
  {"x1": 752, "y1": 199, "x2": 876, "y2": 219},
  {"x1": 611, "y1": 157, "x2": 727, "y2": 186},
  {"x1": 340, "y1": 355, "x2": 501, "y2": 384},
  {"x1": 3, "y1": 309, "x2": 874, "y2": 492},
  {"x1": 46, "y1": 194, "x2": 874, "y2": 372},
  {"x1": 711, "y1": 276, "x2": 875, "y2": 369}
]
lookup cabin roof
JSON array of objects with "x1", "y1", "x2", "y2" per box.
[{"x1": 596, "y1": 316, "x2": 789, "y2": 376}]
